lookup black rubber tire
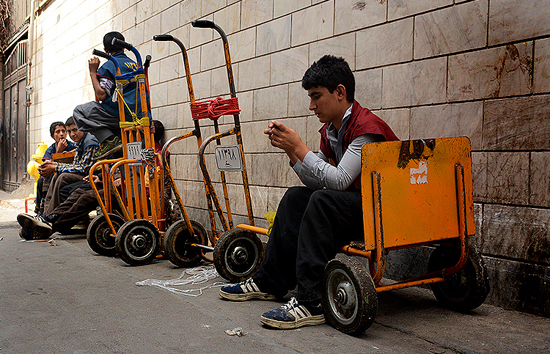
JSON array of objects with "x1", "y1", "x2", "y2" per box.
[
  {"x1": 428, "y1": 246, "x2": 490, "y2": 312},
  {"x1": 164, "y1": 219, "x2": 208, "y2": 267},
  {"x1": 322, "y1": 257, "x2": 378, "y2": 335},
  {"x1": 86, "y1": 213, "x2": 124, "y2": 257},
  {"x1": 213, "y1": 228, "x2": 264, "y2": 283},
  {"x1": 115, "y1": 219, "x2": 160, "y2": 266}
]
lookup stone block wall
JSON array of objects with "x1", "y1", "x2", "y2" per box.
[{"x1": 29, "y1": 0, "x2": 550, "y2": 316}]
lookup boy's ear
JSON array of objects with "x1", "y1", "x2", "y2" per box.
[{"x1": 336, "y1": 84, "x2": 347, "y2": 100}]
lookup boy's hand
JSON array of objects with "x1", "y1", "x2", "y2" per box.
[
  {"x1": 264, "y1": 120, "x2": 310, "y2": 163},
  {"x1": 88, "y1": 57, "x2": 100, "y2": 74},
  {"x1": 38, "y1": 161, "x2": 57, "y2": 178},
  {"x1": 56, "y1": 138, "x2": 68, "y2": 153}
]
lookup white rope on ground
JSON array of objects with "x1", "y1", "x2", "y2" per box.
[{"x1": 136, "y1": 264, "x2": 227, "y2": 297}]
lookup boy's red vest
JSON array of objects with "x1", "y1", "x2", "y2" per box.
[{"x1": 319, "y1": 100, "x2": 399, "y2": 189}]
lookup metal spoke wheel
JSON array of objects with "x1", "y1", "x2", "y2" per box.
[
  {"x1": 86, "y1": 213, "x2": 124, "y2": 257},
  {"x1": 428, "y1": 246, "x2": 489, "y2": 312},
  {"x1": 164, "y1": 219, "x2": 208, "y2": 267},
  {"x1": 213, "y1": 228, "x2": 264, "y2": 283},
  {"x1": 322, "y1": 257, "x2": 378, "y2": 335},
  {"x1": 115, "y1": 219, "x2": 160, "y2": 266}
]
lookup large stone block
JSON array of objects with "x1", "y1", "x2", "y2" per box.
[
  {"x1": 150, "y1": 81, "x2": 168, "y2": 107},
  {"x1": 159, "y1": 54, "x2": 180, "y2": 83},
  {"x1": 534, "y1": 37, "x2": 550, "y2": 94},
  {"x1": 485, "y1": 152, "x2": 530, "y2": 205},
  {"x1": 253, "y1": 84, "x2": 289, "y2": 121},
  {"x1": 274, "y1": 0, "x2": 310, "y2": 17},
  {"x1": 372, "y1": 108, "x2": 410, "y2": 141},
  {"x1": 448, "y1": 43, "x2": 533, "y2": 101},
  {"x1": 241, "y1": 120, "x2": 277, "y2": 154},
  {"x1": 160, "y1": 3, "x2": 180, "y2": 34},
  {"x1": 270, "y1": 46, "x2": 308, "y2": 86},
  {"x1": 488, "y1": 0, "x2": 550, "y2": 46},
  {"x1": 334, "y1": 0, "x2": 386, "y2": 35},
  {"x1": 414, "y1": 0, "x2": 488, "y2": 59},
  {"x1": 241, "y1": 0, "x2": 274, "y2": 29},
  {"x1": 230, "y1": 90, "x2": 252, "y2": 124},
  {"x1": 291, "y1": 1, "x2": 333, "y2": 47},
  {"x1": 484, "y1": 256, "x2": 550, "y2": 316},
  {"x1": 483, "y1": 95, "x2": 550, "y2": 150},
  {"x1": 355, "y1": 68, "x2": 382, "y2": 111},
  {"x1": 288, "y1": 82, "x2": 312, "y2": 118},
  {"x1": 228, "y1": 27, "x2": 256, "y2": 63},
  {"x1": 247, "y1": 153, "x2": 301, "y2": 188},
  {"x1": 471, "y1": 152, "x2": 488, "y2": 202},
  {"x1": 256, "y1": 15, "x2": 291, "y2": 56},
  {"x1": 143, "y1": 14, "x2": 161, "y2": 46},
  {"x1": 410, "y1": 102, "x2": 483, "y2": 150},
  {"x1": 179, "y1": 0, "x2": 202, "y2": 26},
  {"x1": 388, "y1": 0, "x2": 452, "y2": 20},
  {"x1": 237, "y1": 56, "x2": 270, "y2": 91},
  {"x1": 202, "y1": 0, "x2": 225, "y2": 16},
  {"x1": 530, "y1": 152, "x2": 550, "y2": 208},
  {"x1": 306, "y1": 115, "x2": 323, "y2": 151},
  {"x1": 213, "y1": 2, "x2": 241, "y2": 35},
  {"x1": 201, "y1": 39, "x2": 225, "y2": 71},
  {"x1": 210, "y1": 66, "x2": 232, "y2": 98},
  {"x1": 309, "y1": 33, "x2": 355, "y2": 70},
  {"x1": 356, "y1": 18, "x2": 413, "y2": 70},
  {"x1": 481, "y1": 204, "x2": 550, "y2": 265},
  {"x1": 382, "y1": 57, "x2": 447, "y2": 108},
  {"x1": 190, "y1": 71, "x2": 212, "y2": 100}
]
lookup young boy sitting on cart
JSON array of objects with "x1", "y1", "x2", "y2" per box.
[
  {"x1": 219, "y1": 55, "x2": 398, "y2": 329},
  {"x1": 73, "y1": 31, "x2": 138, "y2": 159}
]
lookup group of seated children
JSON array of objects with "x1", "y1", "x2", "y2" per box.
[{"x1": 18, "y1": 31, "x2": 161, "y2": 240}]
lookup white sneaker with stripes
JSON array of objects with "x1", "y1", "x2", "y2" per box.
[
  {"x1": 260, "y1": 297, "x2": 325, "y2": 329},
  {"x1": 219, "y1": 278, "x2": 277, "y2": 301}
]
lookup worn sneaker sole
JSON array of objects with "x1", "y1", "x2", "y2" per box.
[
  {"x1": 95, "y1": 144, "x2": 123, "y2": 160},
  {"x1": 219, "y1": 289, "x2": 277, "y2": 301},
  {"x1": 260, "y1": 314, "x2": 325, "y2": 329},
  {"x1": 17, "y1": 214, "x2": 52, "y2": 237}
]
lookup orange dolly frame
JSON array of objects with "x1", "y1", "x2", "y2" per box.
[
  {"x1": 152, "y1": 21, "x2": 264, "y2": 283},
  {"x1": 239, "y1": 137, "x2": 489, "y2": 335},
  {"x1": 86, "y1": 39, "x2": 168, "y2": 266}
]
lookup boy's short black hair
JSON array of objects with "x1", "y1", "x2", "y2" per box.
[
  {"x1": 65, "y1": 116, "x2": 75, "y2": 126},
  {"x1": 103, "y1": 31, "x2": 125, "y2": 53},
  {"x1": 302, "y1": 55, "x2": 355, "y2": 102},
  {"x1": 152, "y1": 120, "x2": 164, "y2": 144},
  {"x1": 49, "y1": 121, "x2": 65, "y2": 138}
]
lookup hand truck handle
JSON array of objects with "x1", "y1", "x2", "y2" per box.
[
  {"x1": 192, "y1": 20, "x2": 216, "y2": 29},
  {"x1": 153, "y1": 34, "x2": 174, "y2": 41},
  {"x1": 111, "y1": 37, "x2": 133, "y2": 51},
  {"x1": 144, "y1": 55, "x2": 152, "y2": 68},
  {"x1": 92, "y1": 49, "x2": 110, "y2": 60}
]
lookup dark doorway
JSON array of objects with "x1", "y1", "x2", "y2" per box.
[{"x1": 2, "y1": 40, "x2": 28, "y2": 192}]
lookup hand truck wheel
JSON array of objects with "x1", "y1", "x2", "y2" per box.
[
  {"x1": 164, "y1": 219, "x2": 208, "y2": 267},
  {"x1": 115, "y1": 219, "x2": 160, "y2": 266},
  {"x1": 86, "y1": 213, "x2": 124, "y2": 257},
  {"x1": 322, "y1": 257, "x2": 378, "y2": 335},
  {"x1": 213, "y1": 228, "x2": 264, "y2": 283},
  {"x1": 428, "y1": 246, "x2": 490, "y2": 312}
]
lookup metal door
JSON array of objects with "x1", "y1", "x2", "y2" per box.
[{"x1": 2, "y1": 40, "x2": 28, "y2": 191}]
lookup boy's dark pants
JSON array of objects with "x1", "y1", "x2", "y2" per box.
[{"x1": 252, "y1": 186, "x2": 364, "y2": 305}]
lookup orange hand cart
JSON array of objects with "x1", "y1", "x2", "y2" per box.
[
  {"x1": 86, "y1": 40, "x2": 168, "y2": 266},
  {"x1": 321, "y1": 136, "x2": 489, "y2": 334},
  {"x1": 154, "y1": 20, "x2": 263, "y2": 283}
]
